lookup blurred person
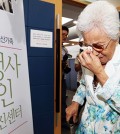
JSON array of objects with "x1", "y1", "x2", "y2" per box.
[
  {"x1": 66, "y1": 1, "x2": 120, "y2": 133},
  {"x1": 74, "y1": 42, "x2": 86, "y2": 127},
  {"x1": 75, "y1": 41, "x2": 83, "y2": 88},
  {"x1": 62, "y1": 26, "x2": 71, "y2": 128},
  {"x1": 75, "y1": 57, "x2": 82, "y2": 88}
]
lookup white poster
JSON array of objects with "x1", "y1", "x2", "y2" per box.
[
  {"x1": 30, "y1": 29, "x2": 53, "y2": 48},
  {"x1": 0, "y1": 0, "x2": 34, "y2": 134}
]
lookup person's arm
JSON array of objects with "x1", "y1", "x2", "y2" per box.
[
  {"x1": 72, "y1": 79, "x2": 86, "y2": 105},
  {"x1": 97, "y1": 72, "x2": 120, "y2": 113},
  {"x1": 66, "y1": 101, "x2": 79, "y2": 123},
  {"x1": 78, "y1": 50, "x2": 108, "y2": 86},
  {"x1": 78, "y1": 49, "x2": 120, "y2": 113},
  {"x1": 66, "y1": 78, "x2": 86, "y2": 122}
]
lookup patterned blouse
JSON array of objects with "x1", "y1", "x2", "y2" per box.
[{"x1": 72, "y1": 44, "x2": 120, "y2": 134}]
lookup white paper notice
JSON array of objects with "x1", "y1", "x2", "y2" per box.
[{"x1": 31, "y1": 29, "x2": 53, "y2": 48}]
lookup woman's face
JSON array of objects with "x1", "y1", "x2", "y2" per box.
[{"x1": 83, "y1": 28, "x2": 117, "y2": 65}]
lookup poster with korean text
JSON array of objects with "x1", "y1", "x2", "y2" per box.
[{"x1": 0, "y1": 0, "x2": 34, "y2": 134}]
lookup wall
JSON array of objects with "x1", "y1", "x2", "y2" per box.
[{"x1": 23, "y1": 0, "x2": 56, "y2": 134}]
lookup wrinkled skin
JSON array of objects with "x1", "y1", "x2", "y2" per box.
[{"x1": 66, "y1": 27, "x2": 118, "y2": 123}]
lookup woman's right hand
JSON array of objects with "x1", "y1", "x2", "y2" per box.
[{"x1": 66, "y1": 101, "x2": 79, "y2": 123}]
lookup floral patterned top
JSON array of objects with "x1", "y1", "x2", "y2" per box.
[{"x1": 72, "y1": 45, "x2": 120, "y2": 134}]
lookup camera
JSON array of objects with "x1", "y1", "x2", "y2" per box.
[{"x1": 62, "y1": 53, "x2": 72, "y2": 74}]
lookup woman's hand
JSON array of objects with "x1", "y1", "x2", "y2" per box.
[
  {"x1": 78, "y1": 50, "x2": 103, "y2": 75},
  {"x1": 78, "y1": 50, "x2": 108, "y2": 85},
  {"x1": 66, "y1": 101, "x2": 79, "y2": 123}
]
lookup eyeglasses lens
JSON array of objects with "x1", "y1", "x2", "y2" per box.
[{"x1": 92, "y1": 44, "x2": 103, "y2": 52}]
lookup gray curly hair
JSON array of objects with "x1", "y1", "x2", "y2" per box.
[{"x1": 76, "y1": 1, "x2": 120, "y2": 40}]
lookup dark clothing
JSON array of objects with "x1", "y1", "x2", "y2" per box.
[
  {"x1": 62, "y1": 45, "x2": 71, "y2": 127},
  {"x1": 77, "y1": 82, "x2": 80, "y2": 88},
  {"x1": 62, "y1": 74, "x2": 67, "y2": 123},
  {"x1": 62, "y1": 46, "x2": 68, "y2": 123}
]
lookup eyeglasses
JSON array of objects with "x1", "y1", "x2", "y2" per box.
[{"x1": 82, "y1": 39, "x2": 111, "y2": 53}]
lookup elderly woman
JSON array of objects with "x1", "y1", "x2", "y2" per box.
[{"x1": 66, "y1": 1, "x2": 120, "y2": 133}]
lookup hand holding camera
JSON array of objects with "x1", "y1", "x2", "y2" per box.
[{"x1": 62, "y1": 53, "x2": 72, "y2": 74}]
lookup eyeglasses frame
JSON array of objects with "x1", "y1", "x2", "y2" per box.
[{"x1": 82, "y1": 38, "x2": 112, "y2": 53}]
